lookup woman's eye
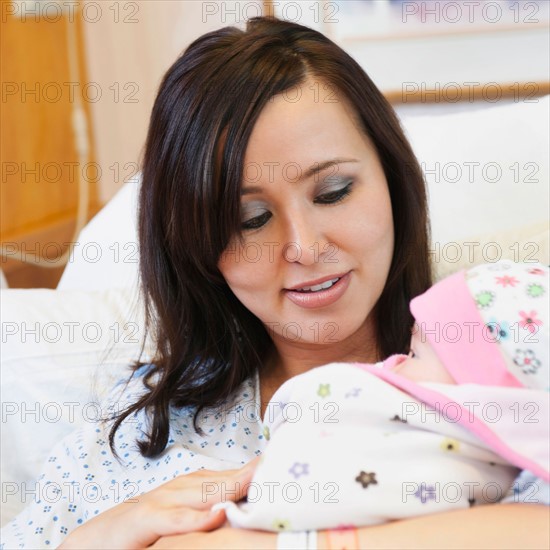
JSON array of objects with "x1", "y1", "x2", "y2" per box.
[
  {"x1": 314, "y1": 181, "x2": 353, "y2": 205},
  {"x1": 241, "y1": 211, "x2": 271, "y2": 231}
]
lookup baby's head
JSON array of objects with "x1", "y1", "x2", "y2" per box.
[{"x1": 407, "y1": 260, "x2": 549, "y2": 389}]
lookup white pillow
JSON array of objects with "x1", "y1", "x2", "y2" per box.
[
  {"x1": 432, "y1": 220, "x2": 549, "y2": 281},
  {"x1": 57, "y1": 174, "x2": 140, "y2": 291},
  {"x1": 399, "y1": 95, "x2": 549, "y2": 245},
  {"x1": 0, "y1": 285, "x2": 152, "y2": 526}
]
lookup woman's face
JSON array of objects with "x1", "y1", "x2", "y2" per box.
[{"x1": 218, "y1": 78, "x2": 394, "y2": 353}]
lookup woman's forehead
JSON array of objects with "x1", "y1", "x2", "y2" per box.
[{"x1": 242, "y1": 93, "x2": 368, "y2": 168}]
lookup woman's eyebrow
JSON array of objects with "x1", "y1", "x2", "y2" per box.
[
  {"x1": 241, "y1": 157, "x2": 359, "y2": 195},
  {"x1": 301, "y1": 157, "x2": 359, "y2": 182}
]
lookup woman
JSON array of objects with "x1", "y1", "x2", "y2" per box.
[{"x1": 2, "y1": 16, "x2": 546, "y2": 550}]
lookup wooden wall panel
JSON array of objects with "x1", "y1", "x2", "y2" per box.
[{"x1": 0, "y1": 2, "x2": 99, "y2": 288}]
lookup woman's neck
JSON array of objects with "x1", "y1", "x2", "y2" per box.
[{"x1": 258, "y1": 316, "x2": 379, "y2": 419}]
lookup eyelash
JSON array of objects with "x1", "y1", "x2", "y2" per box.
[
  {"x1": 314, "y1": 182, "x2": 353, "y2": 205},
  {"x1": 241, "y1": 182, "x2": 353, "y2": 231},
  {"x1": 409, "y1": 349, "x2": 416, "y2": 358},
  {"x1": 242, "y1": 212, "x2": 271, "y2": 231}
]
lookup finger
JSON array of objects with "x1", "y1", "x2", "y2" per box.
[
  {"x1": 204, "y1": 460, "x2": 261, "y2": 503},
  {"x1": 241, "y1": 456, "x2": 262, "y2": 472},
  {"x1": 236, "y1": 456, "x2": 261, "y2": 480},
  {"x1": 224, "y1": 457, "x2": 260, "y2": 497},
  {"x1": 151, "y1": 464, "x2": 261, "y2": 511},
  {"x1": 198, "y1": 458, "x2": 261, "y2": 479},
  {"x1": 199, "y1": 479, "x2": 251, "y2": 509},
  {"x1": 136, "y1": 506, "x2": 226, "y2": 547},
  {"x1": 187, "y1": 466, "x2": 260, "y2": 508}
]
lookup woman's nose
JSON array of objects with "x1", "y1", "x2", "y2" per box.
[{"x1": 282, "y1": 210, "x2": 328, "y2": 266}]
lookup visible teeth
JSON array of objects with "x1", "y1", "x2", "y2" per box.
[{"x1": 296, "y1": 278, "x2": 340, "y2": 293}]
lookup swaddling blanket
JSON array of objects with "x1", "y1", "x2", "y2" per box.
[{"x1": 217, "y1": 360, "x2": 549, "y2": 531}]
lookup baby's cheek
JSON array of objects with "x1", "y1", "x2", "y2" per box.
[
  {"x1": 391, "y1": 360, "x2": 423, "y2": 381},
  {"x1": 392, "y1": 360, "x2": 456, "y2": 385}
]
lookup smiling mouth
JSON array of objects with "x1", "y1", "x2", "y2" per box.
[{"x1": 292, "y1": 277, "x2": 341, "y2": 293}]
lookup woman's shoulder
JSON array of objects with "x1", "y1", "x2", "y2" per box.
[
  {"x1": 103, "y1": 364, "x2": 263, "y2": 442},
  {"x1": 104, "y1": 363, "x2": 260, "y2": 412}
]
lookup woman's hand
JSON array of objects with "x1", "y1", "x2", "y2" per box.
[
  {"x1": 148, "y1": 527, "x2": 276, "y2": 549},
  {"x1": 57, "y1": 459, "x2": 260, "y2": 550}
]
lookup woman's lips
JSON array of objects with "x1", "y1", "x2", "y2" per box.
[{"x1": 284, "y1": 271, "x2": 351, "y2": 309}]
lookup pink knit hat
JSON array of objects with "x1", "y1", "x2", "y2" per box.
[{"x1": 409, "y1": 260, "x2": 549, "y2": 390}]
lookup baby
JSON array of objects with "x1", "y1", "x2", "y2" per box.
[
  {"x1": 394, "y1": 260, "x2": 548, "y2": 389},
  {"x1": 214, "y1": 260, "x2": 549, "y2": 532}
]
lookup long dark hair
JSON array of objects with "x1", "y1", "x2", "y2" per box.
[{"x1": 107, "y1": 16, "x2": 432, "y2": 459}]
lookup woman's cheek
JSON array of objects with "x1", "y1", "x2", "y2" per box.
[{"x1": 223, "y1": 260, "x2": 276, "y2": 311}]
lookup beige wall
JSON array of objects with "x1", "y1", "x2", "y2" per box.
[{"x1": 82, "y1": 0, "x2": 246, "y2": 203}]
